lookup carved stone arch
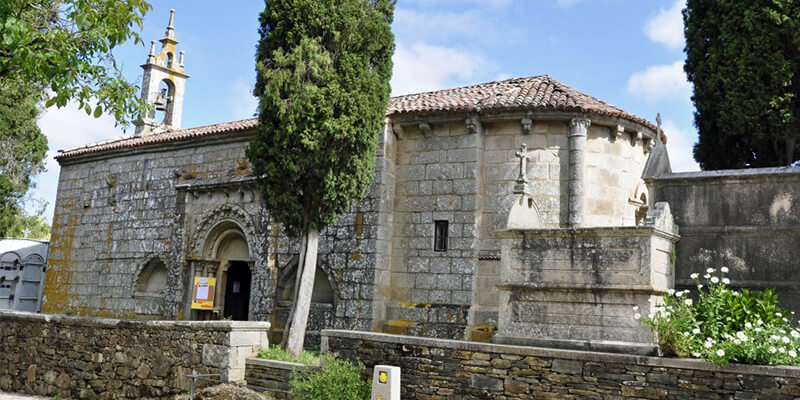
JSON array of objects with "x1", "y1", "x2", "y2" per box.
[
  {"x1": 22, "y1": 254, "x2": 44, "y2": 268},
  {"x1": 188, "y1": 203, "x2": 259, "y2": 259},
  {"x1": 133, "y1": 256, "x2": 169, "y2": 294},
  {"x1": 494, "y1": 193, "x2": 544, "y2": 231},
  {"x1": 0, "y1": 251, "x2": 22, "y2": 270},
  {"x1": 276, "y1": 256, "x2": 337, "y2": 307},
  {"x1": 629, "y1": 180, "x2": 650, "y2": 226}
]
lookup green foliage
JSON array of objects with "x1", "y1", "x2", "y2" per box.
[
  {"x1": 257, "y1": 345, "x2": 321, "y2": 366},
  {"x1": 0, "y1": 0, "x2": 152, "y2": 126},
  {"x1": 247, "y1": 0, "x2": 395, "y2": 237},
  {"x1": 0, "y1": 83, "x2": 47, "y2": 237},
  {"x1": 7, "y1": 214, "x2": 51, "y2": 240},
  {"x1": 685, "y1": 0, "x2": 800, "y2": 169},
  {"x1": 289, "y1": 355, "x2": 370, "y2": 400},
  {"x1": 639, "y1": 268, "x2": 800, "y2": 366}
]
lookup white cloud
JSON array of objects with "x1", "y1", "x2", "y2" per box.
[
  {"x1": 662, "y1": 119, "x2": 700, "y2": 172},
  {"x1": 645, "y1": 0, "x2": 685, "y2": 50},
  {"x1": 556, "y1": 0, "x2": 589, "y2": 7},
  {"x1": 31, "y1": 103, "x2": 123, "y2": 223},
  {"x1": 391, "y1": 42, "x2": 489, "y2": 96},
  {"x1": 229, "y1": 81, "x2": 258, "y2": 120},
  {"x1": 627, "y1": 60, "x2": 691, "y2": 103}
]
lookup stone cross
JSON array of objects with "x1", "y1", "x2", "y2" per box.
[
  {"x1": 515, "y1": 144, "x2": 530, "y2": 184},
  {"x1": 656, "y1": 113, "x2": 662, "y2": 136}
]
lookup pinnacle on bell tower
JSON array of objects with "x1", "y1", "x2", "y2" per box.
[{"x1": 134, "y1": 9, "x2": 190, "y2": 137}]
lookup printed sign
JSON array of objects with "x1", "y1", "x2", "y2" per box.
[{"x1": 191, "y1": 276, "x2": 216, "y2": 310}]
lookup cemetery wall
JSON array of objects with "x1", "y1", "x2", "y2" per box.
[
  {"x1": 651, "y1": 167, "x2": 800, "y2": 313},
  {"x1": 0, "y1": 310, "x2": 269, "y2": 399},
  {"x1": 322, "y1": 329, "x2": 800, "y2": 399}
]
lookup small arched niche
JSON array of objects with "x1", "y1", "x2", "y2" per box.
[
  {"x1": 136, "y1": 258, "x2": 168, "y2": 294},
  {"x1": 277, "y1": 260, "x2": 335, "y2": 304},
  {"x1": 154, "y1": 78, "x2": 175, "y2": 125}
]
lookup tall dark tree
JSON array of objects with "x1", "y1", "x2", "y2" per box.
[
  {"x1": 248, "y1": 0, "x2": 395, "y2": 355},
  {"x1": 685, "y1": 0, "x2": 800, "y2": 169},
  {"x1": 0, "y1": 84, "x2": 48, "y2": 237}
]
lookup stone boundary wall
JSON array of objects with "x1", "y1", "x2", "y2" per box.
[
  {"x1": 0, "y1": 311, "x2": 269, "y2": 399},
  {"x1": 244, "y1": 358, "x2": 317, "y2": 399},
  {"x1": 651, "y1": 166, "x2": 800, "y2": 313},
  {"x1": 322, "y1": 329, "x2": 800, "y2": 399}
]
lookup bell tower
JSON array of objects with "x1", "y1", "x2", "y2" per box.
[{"x1": 135, "y1": 9, "x2": 189, "y2": 137}]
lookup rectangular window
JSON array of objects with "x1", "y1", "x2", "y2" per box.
[{"x1": 434, "y1": 220, "x2": 448, "y2": 252}]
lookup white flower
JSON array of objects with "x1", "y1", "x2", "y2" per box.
[
  {"x1": 790, "y1": 350, "x2": 797, "y2": 358},
  {"x1": 722, "y1": 278, "x2": 730, "y2": 284},
  {"x1": 734, "y1": 339, "x2": 741, "y2": 345},
  {"x1": 710, "y1": 277, "x2": 719, "y2": 283},
  {"x1": 771, "y1": 335, "x2": 781, "y2": 342},
  {"x1": 698, "y1": 284, "x2": 704, "y2": 290},
  {"x1": 690, "y1": 273, "x2": 699, "y2": 279},
  {"x1": 704, "y1": 274, "x2": 711, "y2": 279},
  {"x1": 779, "y1": 347, "x2": 786, "y2": 353},
  {"x1": 668, "y1": 289, "x2": 675, "y2": 295},
  {"x1": 791, "y1": 330, "x2": 799, "y2": 338},
  {"x1": 634, "y1": 313, "x2": 641, "y2": 320},
  {"x1": 755, "y1": 327, "x2": 763, "y2": 333},
  {"x1": 647, "y1": 313, "x2": 654, "y2": 319},
  {"x1": 757, "y1": 319, "x2": 763, "y2": 325},
  {"x1": 721, "y1": 267, "x2": 729, "y2": 273},
  {"x1": 769, "y1": 346, "x2": 778, "y2": 354},
  {"x1": 683, "y1": 332, "x2": 690, "y2": 336},
  {"x1": 745, "y1": 322, "x2": 753, "y2": 329},
  {"x1": 737, "y1": 331, "x2": 748, "y2": 341},
  {"x1": 692, "y1": 352, "x2": 701, "y2": 358},
  {"x1": 676, "y1": 291, "x2": 684, "y2": 298},
  {"x1": 783, "y1": 318, "x2": 789, "y2": 322},
  {"x1": 684, "y1": 299, "x2": 693, "y2": 306},
  {"x1": 705, "y1": 341, "x2": 713, "y2": 348},
  {"x1": 693, "y1": 328, "x2": 701, "y2": 334},
  {"x1": 776, "y1": 312, "x2": 783, "y2": 317},
  {"x1": 783, "y1": 336, "x2": 791, "y2": 344},
  {"x1": 707, "y1": 268, "x2": 715, "y2": 273},
  {"x1": 665, "y1": 311, "x2": 671, "y2": 317},
  {"x1": 716, "y1": 349, "x2": 725, "y2": 357},
  {"x1": 733, "y1": 291, "x2": 739, "y2": 296},
  {"x1": 632, "y1": 306, "x2": 639, "y2": 311}
]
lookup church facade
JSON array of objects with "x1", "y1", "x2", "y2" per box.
[{"x1": 43, "y1": 13, "x2": 676, "y2": 347}]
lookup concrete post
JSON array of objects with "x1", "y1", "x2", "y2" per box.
[{"x1": 568, "y1": 118, "x2": 590, "y2": 227}]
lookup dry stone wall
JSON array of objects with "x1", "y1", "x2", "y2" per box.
[
  {"x1": 0, "y1": 310, "x2": 269, "y2": 399},
  {"x1": 323, "y1": 329, "x2": 800, "y2": 400}
]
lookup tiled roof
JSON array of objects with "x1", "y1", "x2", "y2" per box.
[
  {"x1": 389, "y1": 75, "x2": 656, "y2": 129},
  {"x1": 56, "y1": 75, "x2": 654, "y2": 160},
  {"x1": 55, "y1": 118, "x2": 258, "y2": 160}
]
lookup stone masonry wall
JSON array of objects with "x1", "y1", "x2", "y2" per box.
[
  {"x1": 323, "y1": 329, "x2": 800, "y2": 400},
  {"x1": 652, "y1": 167, "x2": 800, "y2": 313},
  {"x1": 0, "y1": 310, "x2": 269, "y2": 399},
  {"x1": 47, "y1": 128, "x2": 390, "y2": 343}
]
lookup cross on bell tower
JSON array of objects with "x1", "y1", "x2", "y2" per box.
[{"x1": 134, "y1": 9, "x2": 190, "y2": 137}]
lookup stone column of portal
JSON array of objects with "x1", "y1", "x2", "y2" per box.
[{"x1": 568, "y1": 118, "x2": 590, "y2": 227}]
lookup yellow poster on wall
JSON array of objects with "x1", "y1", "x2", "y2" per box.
[{"x1": 191, "y1": 277, "x2": 216, "y2": 310}]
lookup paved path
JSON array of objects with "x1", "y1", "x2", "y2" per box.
[{"x1": 0, "y1": 393, "x2": 49, "y2": 399}]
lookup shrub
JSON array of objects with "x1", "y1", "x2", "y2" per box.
[
  {"x1": 639, "y1": 267, "x2": 800, "y2": 366},
  {"x1": 257, "y1": 345, "x2": 321, "y2": 366},
  {"x1": 289, "y1": 354, "x2": 370, "y2": 400}
]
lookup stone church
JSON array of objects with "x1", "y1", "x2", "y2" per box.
[{"x1": 43, "y1": 12, "x2": 800, "y2": 352}]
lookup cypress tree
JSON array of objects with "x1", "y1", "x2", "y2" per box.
[
  {"x1": 248, "y1": 0, "x2": 395, "y2": 355},
  {"x1": 685, "y1": 0, "x2": 800, "y2": 169}
]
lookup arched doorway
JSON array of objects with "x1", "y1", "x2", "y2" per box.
[{"x1": 197, "y1": 220, "x2": 253, "y2": 320}]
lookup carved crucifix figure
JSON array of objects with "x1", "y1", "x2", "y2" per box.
[{"x1": 516, "y1": 143, "x2": 530, "y2": 184}]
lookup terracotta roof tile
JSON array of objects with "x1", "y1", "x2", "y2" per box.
[{"x1": 57, "y1": 75, "x2": 654, "y2": 161}]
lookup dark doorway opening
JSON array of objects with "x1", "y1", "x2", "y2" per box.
[{"x1": 223, "y1": 261, "x2": 251, "y2": 321}]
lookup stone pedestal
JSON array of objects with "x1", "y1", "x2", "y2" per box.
[{"x1": 494, "y1": 203, "x2": 679, "y2": 355}]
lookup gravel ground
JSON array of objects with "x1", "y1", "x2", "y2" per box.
[{"x1": 0, "y1": 394, "x2": 50, "y2": 400}]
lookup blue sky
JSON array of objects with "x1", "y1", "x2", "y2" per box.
[{"x1": 33, "y1": 0, "x2": 697, "y2": 223}]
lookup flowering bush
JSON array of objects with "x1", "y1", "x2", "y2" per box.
[{"x1": 637, "y1": 267, "x2": 800, "y2": 365}]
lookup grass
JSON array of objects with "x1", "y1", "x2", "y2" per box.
[{"x1": 257, "y1": 345, "x2": 321, "y2": 366}]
